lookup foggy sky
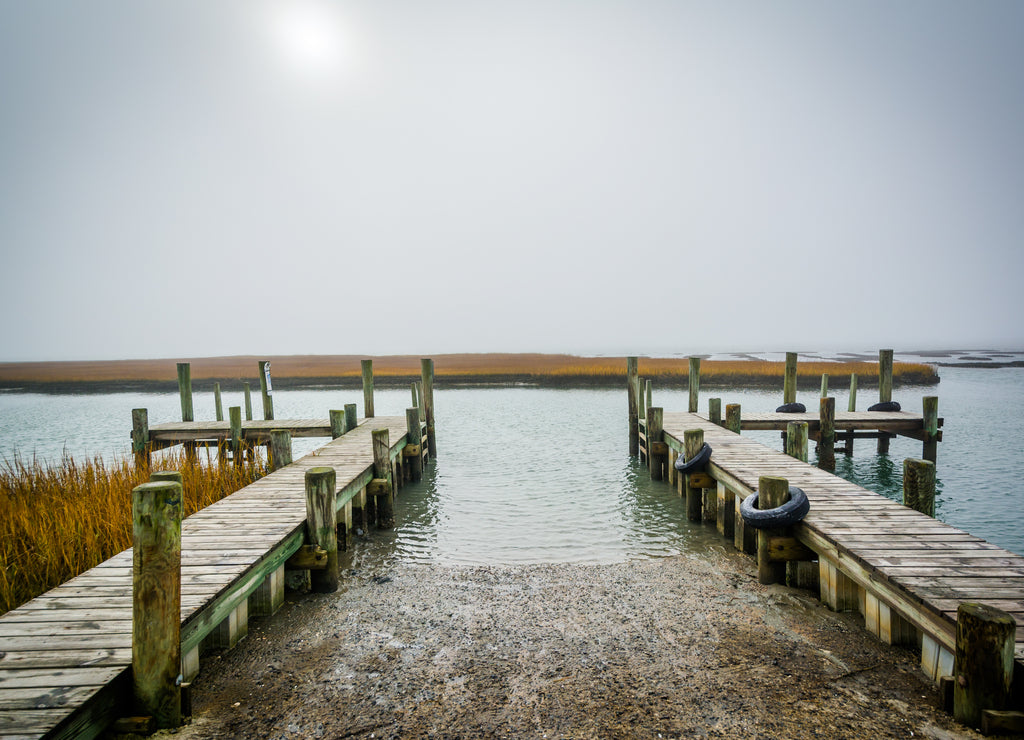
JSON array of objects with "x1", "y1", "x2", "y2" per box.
[{"x1": 1, "y1": 1, "x2": 1022, "y2": 362}]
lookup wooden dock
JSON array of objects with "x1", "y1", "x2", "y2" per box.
[
  {"x1": 0, "y1": 415, "x2": 427, "y2": 740},
  {"x1": 645, "y1": 409, "x2": 1024, "y2": 723}
]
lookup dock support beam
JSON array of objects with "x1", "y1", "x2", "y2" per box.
[
  {"x1": 305, "y1": 467, "x2": 339, "y2": 593},
  {"x1": 132, "y1": 480, "x2": 183, "y2": 729},
  {"x1": 783, "y1": 352, "x2": 797, "y2": 405},
  {"x1": 421, "y1": 358, "x2": 436, "y2": 457},
  {"x1": 647, "y1": 408, "x2": 666, "y2": 481},
  {"x1": 132, "y1": 408, "x2": 150, "y2": 469},
  {"x1": 259, "y1": 361, "x2": 274, "y2": 421},
  {"x1": 269, "y1": 430, "x2": 292, "y2": 472},
  {"x1": 785, "y1": 421, "x2": 808, "y2": 463},
  {"x1": 177, "y1": 363, "x2": 194, "y2": 422},
  {"x1": 954, "y1": 603, "x2": 1016, "y2": 730},
  {"x1": 688, "y1": 357, "x2": 700, "y2": 413},
  {"x1": 725, "y1": 404, "x2": 741, "y2": 435},
  {"x1": 903, "y1": 458, "x2": 936, "y2": 517},
  {"x1": 362, "y1": 359, "x2": 375, "y2": 418},
  {"x1": 243, "y1": 382, "x2": 253, "y2": 421},
  {"x1": 229, "y1": 406, "x2": 242, "y2": 468},
  {"x1": 708, "y1": 398, "x2": 722, "y2": 426},
  {"x1": 818, "y1": 397, "x2": 835, "y2": 472},
  {"x1": 372, "y1": 429, "x2": 394, "y2": 528},
  {"x1": 345, "y1": 403, "x2": 358, "y2": 432},
  {"x1": 405, "y1": 407, "x2": 423, "y2": 481},
  {"x1": 923, "y1": 396, "x2": 939, "y2": 463},
  {"x1": 330, "y1": 409, "x2": 346, "y2": 439},
  {"x1": 627, "y1": 357, "x2": 639, "y2": 456},
  {"x1": 756, "y1": 476, "x2": 788, "y2": 585},
  {"x1": 683, "y1": 429, "x2": 704, "y2": 521},
  {"x1": 214, "y1": 383, "x2": 223, "y2": 422},
  {"x1": 877, "y1": 349, "x2": 893, "y2": 453}
]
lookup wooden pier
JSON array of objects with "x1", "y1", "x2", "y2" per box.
[
  {"x1": 632, "y1": 353, "x2": 1024, "y2": 731},
  {"x1": 0, "y1": 416, "x2": 429, "y2": 739},
  {"x1": 0, "y1": 358, "x2": 437, "y2": 739}
]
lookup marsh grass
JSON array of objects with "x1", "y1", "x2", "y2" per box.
[
  {"x1": 0, "y1": 448, "x2": 264, "y2": 614},
  {"x1": 0, "y1": 353, "x2": 938, "y2": 388}
]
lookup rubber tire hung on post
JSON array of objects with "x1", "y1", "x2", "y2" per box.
[
  {"x1": 740, "y1": 486, "x2": 810, "y2": 529},
  {"x1": 775, "y1": 402, "x2": 806, "y2": 413},
  {"x1": 674, "y1": 442, "x2": 712, "y2": 473}
]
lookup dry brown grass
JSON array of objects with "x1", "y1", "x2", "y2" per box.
[
  {"x1": 0, "y1": 353, "x2": 937, "y2": 385},
  {"x1": 0, "y1": 449, "x2": 264, "y2": 614}
]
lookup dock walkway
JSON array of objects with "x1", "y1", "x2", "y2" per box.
[
  {"x1": 660, "y1": 412, "x2": 1024, "y2": 681},
  {"x1": 0, "y1": 416, "x2": 418, "y2": 740}
]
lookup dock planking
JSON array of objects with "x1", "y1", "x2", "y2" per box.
[
  {"x1": 660, "y1": 412, "x2": 1024, "y2": 671},
  {"x1": 0, "y1": 416, "x2": 420, "y2": 740}
]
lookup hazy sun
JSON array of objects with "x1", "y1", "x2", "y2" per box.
[{"x1": 264, "y1": 1, "x2": 350, "y2": 80}]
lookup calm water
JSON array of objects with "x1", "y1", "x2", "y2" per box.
[{"x1": 1, "y1": 366, "x2": 1022, "y2": 560}]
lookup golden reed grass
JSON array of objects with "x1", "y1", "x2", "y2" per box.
[
  {"x1": 0, "y1": 354, "x2": 938, "y2": 385},
  {"x1": 0, "y1": 449, "x2": 263, "y2": 614}
]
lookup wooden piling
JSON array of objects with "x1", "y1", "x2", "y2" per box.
[
  {"x1": 627, "y1": 357, "x2": 639, "y2": 456},
  {"x1": 708, "y1": 398, "x2": 722, "y2": 427},
  {"x1": 411, "y1": 382, "x2": 420, "y2": 410},
  {"x1": 229, "y1": 407, "x2": 242, "y2": 467},
  {"x1": 878, "y1": 349, "x2": 893, "y2": 454},
  {"x1": 131, "y1": 408, "x2": 150, "y2": 469},
  {"x1": 820, "y1": 373, "x2": 829, "y2": 399},
  {"x1": 243, "y1": 382, "x2": 253, "y2": 421},
  {"x1": 421, "y1": 358, "x2": 437, "y2": 457},
  {"x1": 345, "y1": 403, "x2": 358, "y2": 433},
  {"x1": 716, "y1": 481, "x2": 735, "y2": 539},
  {"x1": 784, "y1": 352, "x2": 797, "y2": 405},
  {"x1": 361, "y1": 359, "x2": 375, "y2": 418},
  {"x1": 304, "y1": 467, "x2": 339, "y2": 593},
  {"x1": 688, "y1": 357, "x2": 700, "y2": 413},
  {"x1": 785, "y1": 421, "x2": 808, "y2": 463},
  {"x1": 725, "y1": 404, "x2": 741, "y2": 435},
  {"x1": 923, "y1": 396, "x2": 939, "y2": 463},
  {"x1": 132, "y1": 480, "x2": 183, "y2": 729},
  {"x1": 683, "y1": 429, "x2": 704, "y2": 521},
  {"x1": 406, "y1": 408, "x2": 424, "y2": 482},
  {"x1": 176, "y1": 363, "x2": 193, "y2": 422},
  {"x1": 903, "y1": 458, "x2": 936, "y2": 517},
  {"x1": 269, "y1": 430, "x2": 292, "y2": 472},
  {"x1": 372, "y1": 428, "x2": 394, "y2": 528},
  {"x1": 329, "y1": 410, "x2": 346, "y2": 439},
  {"x1": 258, "y1": 361, "x2": 274, "y2": 421},
  {"x1": 645, "y1": 379, "x2": 653, "y2": 417},
  {"x1": 647, "y1": 407, "x2": 665, "y2": 481},
  {"x1": 819, "y1": 397, "x2": 835, "y2": 472},
  {"x1": 757, "y1": 476, "x2": 789, "y2": 585},
  {"x1": 954, "y1": 603, "x2": 1016, "y2": 729},
  {"x1": 214, "y1": 383, "x2": 223, "y2": 422},
  {"x1": 845, "y1": 373, "x2": 858, "y2": 454}
]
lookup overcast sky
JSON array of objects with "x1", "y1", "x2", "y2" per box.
[{"x1": 1, "y1": 1, "x2": 1022, "y2": 362}]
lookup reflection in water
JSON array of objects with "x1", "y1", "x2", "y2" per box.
[{"x1": 352, "y1": 389, "x2": 742, "y2": 567}]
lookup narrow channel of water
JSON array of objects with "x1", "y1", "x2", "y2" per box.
[{"x1": 1, "y1": 366, "x2": 1022, "y2": 560}]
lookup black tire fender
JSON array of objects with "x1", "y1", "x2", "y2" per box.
[
  {"x1": 775, "y1": 402, "x2": 806, "y2": 413},
  {"x1": 868, "y1": 401, "x2": 901, "y2": 412},
  {"x1": 674, "y1": 442, "x2": 712, "y2": 473},
  {"x1": 740, "y1": 486, "x2": 810, "y2": 529}
]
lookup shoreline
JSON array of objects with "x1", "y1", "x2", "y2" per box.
[{"x1": 167, "y1": 550, "x2": 979, "y2": 739}]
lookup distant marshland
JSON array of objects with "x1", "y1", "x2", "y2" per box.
[{"x1": 0, "y1": 353, "x2": 938, "y2": 392}]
